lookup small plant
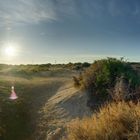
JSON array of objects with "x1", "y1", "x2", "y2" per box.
[{"x1": 73, "y1": 76, "x2": 81, "y2": 88}]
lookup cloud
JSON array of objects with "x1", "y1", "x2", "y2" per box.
[
  {"x1": 0, "y1": 0, "x2": 83, "y2": 28},
  {"x1": 0, "y1": 0, "x2": 109, "y2": 27},
  {"x1": 50, "y1": 0, "x2": 78, "y2": 17},
  {"x1": 0, "y1": 0, "x2": 57, "y2": 27},
  {"x1": 1, "y1": 0, "x2": 140, "y2": 28}
]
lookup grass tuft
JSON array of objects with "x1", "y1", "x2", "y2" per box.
[{"x1": 65, "y1": 101, "x2": 140, "y2": 140}]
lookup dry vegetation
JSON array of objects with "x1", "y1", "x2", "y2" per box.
[
  {"x1": 64, "y1": 58, "x2": 140, "y2": 140},
  {"x1": 64, "y1": 101, "x2": 140, "y2": 140}
]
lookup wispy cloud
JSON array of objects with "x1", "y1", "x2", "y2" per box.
[
  {"x1": 0, "y1": 0, "x2": 83, "y2": 29},
  {"x1": 1, "y1": 0, "x2": 140, "y2": 28},
  {"x1": 0, "y1": 0, "x2": 57, "y2": 27},
  {"x1": 0, "y1": 0, "x2": 106, "y2": 27}
]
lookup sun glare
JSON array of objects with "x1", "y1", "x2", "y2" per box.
[{"x1": 4, "y1": 44, "x2": 17, "y2": 57}]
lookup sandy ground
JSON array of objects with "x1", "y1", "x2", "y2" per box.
[
  {"x1": 42, "y1": 82, "x2": 91, "y2": 140},
  {"x1": 27, "y1": 76, "x2": 91, "y2": 140}
]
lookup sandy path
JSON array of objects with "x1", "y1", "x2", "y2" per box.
[{"x1": 33, "y1": 81, "x2": 92, "y2": 140}]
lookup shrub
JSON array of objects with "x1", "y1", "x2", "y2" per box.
[
  {"x1": 82, "y1": 62, "x2": 91, "y2": 68},
  {"x1": 73, "y1": 76, "x2": 81, "y2": 88},
  {"x1": 74, "y1": 58, "x2": 140, "y2": 108},
  {"x1": 64, "y1": 101, "x2": 140, "y2": 140}
]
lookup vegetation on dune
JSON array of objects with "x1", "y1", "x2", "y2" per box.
[
  {"x1": 1, "y1": 60, "x2": 140, "y2": 140},
  {"x1": 74, "y1": 58, "x2": 140, "y2": 108},
  {"x1": 69, "y1": 58, "x2": 140, "y2": 140},
  {"x1": 0, "y1": 62, "x2": 90, "y2": 77},
  {"x1": 65, "y1": 101, "x2": 140, "y2": 140}
]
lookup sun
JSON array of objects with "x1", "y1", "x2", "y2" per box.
[{"x1": 4, "y1": 44, "x2": 17, "y2": 56}]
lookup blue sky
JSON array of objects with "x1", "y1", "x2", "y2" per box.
[{"x1": 0, "y1": 0, "x2": 140, "y2": 64}]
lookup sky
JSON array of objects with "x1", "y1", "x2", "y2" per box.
[{"x1": 0, "y1": 0, "x2": 140, "y2": 64}]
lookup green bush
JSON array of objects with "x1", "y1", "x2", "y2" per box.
[{"x1": 74, "y1": 58, "x2": 140, "y2": 108}]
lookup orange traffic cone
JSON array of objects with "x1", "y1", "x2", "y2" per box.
[{"x1": 9, "y1": 86, "x2": 18, "y2": 100}]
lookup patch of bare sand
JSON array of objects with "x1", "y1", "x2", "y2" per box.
[{"x1": 37, "y1": 82, "x2": 91, "y2": 140}]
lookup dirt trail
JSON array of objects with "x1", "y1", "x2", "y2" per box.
[
  {"x1": 0, "y1": 73, "x2": 91, "y2": 140},
  {"x1": 31, "y1": 80, "x2": 92, "y2": 140}
]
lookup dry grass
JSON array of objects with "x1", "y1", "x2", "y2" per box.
[{"x1": 65, "y1": 101, "x2": 140, "y2": 140}]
